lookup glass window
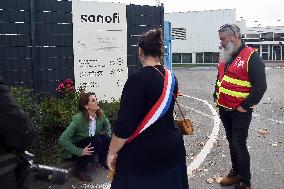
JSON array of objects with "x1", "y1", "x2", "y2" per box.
[
  {"x1": 245, "y1": 39, "x2": 260, "y2": 42},
  {"x1": 261, "y1": 32, "x2": 273, "y2": 41},
  {"x1": 273, "y1": 46, "x2": 281, "y2": 60},
  {"x1": 246, "y1": 34, "x2": 260, "y2": 38},
  {"x1": 282, "y1": 46, "x2": 284, "y2": 60},
  {"x1": 274, "y1": 33, "x2": 284, "y2": 41},
  {"x1": 262, "y1": 45, "x2": 268, "y2": 52},
  {"x1": 262, "y1": 53, "x2": 268, "y2": 60},
  {"x1": 212, "y1": 53, "x2": 219, "y2": 63},
  {"x1": 172, "y1": 53, "x2": 181, "y2": 63},
  {"x1": 196, "y1": 53, "x2": 203, "y2": 63},
  {"x1": 181, "y1": 53, "x2": 192, "y2": 63},
  {"x1": 204, "y1": 52, "x2": 213, "y2": 63},
  {"x1": 269, "y1": 46, "x2": 273, "y2": 60}
]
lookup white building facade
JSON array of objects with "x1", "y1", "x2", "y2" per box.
[
  {"x1": 165, "y1": 9, "x2": 284, "y2": 65},
  {"x1": 165, "y1": 9, "x2": 246, "y2": 64}
]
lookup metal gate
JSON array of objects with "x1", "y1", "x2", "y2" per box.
[{"x1": 0, "y1": 0, "x2": 163, "y2": 93}]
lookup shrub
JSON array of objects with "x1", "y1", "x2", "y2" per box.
[
  {"x1": 40, "y1": 79, "x2": 80, "y2": 130},
  {"x1": 29, "y1": 128, "x2": 63, "y2": 165},
  {"x1": 10, "y1": 86, "x2": 43, "y2": 130},
  {"x1": 40, "y1": 93, "x2": 80, "y2": 130},
  {"x1": 99, "y1": 100, "x2": 120, "y2": 124}
]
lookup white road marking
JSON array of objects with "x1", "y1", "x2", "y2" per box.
[
  {"x1": 180, "y1": 104, "x2": 213, "y2": 118},
  {"x1": 180, "y1": 94, "x2": 221, "y2": 177}
]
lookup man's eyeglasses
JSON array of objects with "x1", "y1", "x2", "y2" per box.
[{"x1": 219, "y1": 24, "x2": 238, "y2": 34}]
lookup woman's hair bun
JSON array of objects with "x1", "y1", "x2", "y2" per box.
[{"x1": 138, "y1": 28, "x2": 164, "y2": 58}]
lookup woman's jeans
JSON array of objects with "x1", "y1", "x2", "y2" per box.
[{"x1": 69, "y1": 134, "x2": 110, "y2": 171}]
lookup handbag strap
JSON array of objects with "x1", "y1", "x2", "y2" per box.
[{"x1": 152, "y1": 66, "x2": 187, "y2": 122}]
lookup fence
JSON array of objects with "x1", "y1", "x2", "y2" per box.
[{"x1": 0, "y1": 0, "x2": 163, "y2": 93}]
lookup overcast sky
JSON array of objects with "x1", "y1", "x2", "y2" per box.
[{"x1": 86, "y1": 0, "x2": 284, "y2": 27}]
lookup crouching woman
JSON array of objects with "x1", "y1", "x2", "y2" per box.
[{"x1": 59, "y1": 92, "x2": 111, "y2": 181}]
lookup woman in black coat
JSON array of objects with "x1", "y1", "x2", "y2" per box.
[{"x1": 107, "y1": 29, "x2": 189, "y2": 189}]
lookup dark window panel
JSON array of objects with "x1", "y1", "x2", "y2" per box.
[
  {"x1": 262, "y1": 45, "x2": 269, "y2": 52},
  {"x1": 172, "y1": 53, "x2": 181, "y2": 63},
  {"x1": 273, "y1": 46, "x2": 281, "y2": 60},
  {"x1": 204, "y1": 52, "x2": 213, "y2": 63},
  {"x1": 181, "y1": 53, "x2": 192, "y2": 63},
  {"x1": 212, "y1": 53, "x2": 219, "y2": 63},
  {"x1": 262, "y1": 53, "x2": 268, "y2": 60},
  {"x1": 196, "y1": 53, "x2": 203, "y2": 63}
]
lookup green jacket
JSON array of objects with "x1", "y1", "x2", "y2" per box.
[{"x1": 58, "y1": 111, "x2": 111, "y2": 159}]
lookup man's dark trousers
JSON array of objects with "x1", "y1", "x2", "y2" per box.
[{"x1": 219, "y1": 107, "x2": 253, "y2": 186}]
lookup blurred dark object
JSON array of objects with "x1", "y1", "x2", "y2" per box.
[{"x1": 21, "y1": 151, "x2": 69, "y2": 186}]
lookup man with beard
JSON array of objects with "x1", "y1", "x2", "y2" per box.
[{"x1": 213, "y1": 24, "x2": 267, "y2": 189}]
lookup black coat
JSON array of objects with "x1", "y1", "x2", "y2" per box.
[{"x1": 0, "y1": 77, "x2": 35, "y2": 189}]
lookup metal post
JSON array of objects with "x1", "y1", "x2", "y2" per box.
[
  {"x1": 160, "y1": 3, "x2": 164, "y2": 33},
  {"x1": 163, "y1": 21, "x2": 172, "y2": 71},
  {"x1": 281, "y1": 45, "x2": 283, "y2": 60},
  {"x1": 30, "y1": 0, "x2": 37, "y2": 90}
]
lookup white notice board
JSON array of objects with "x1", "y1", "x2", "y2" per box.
[{"x1": 73, "y1": 1, "x2": 127, "y2": 102}]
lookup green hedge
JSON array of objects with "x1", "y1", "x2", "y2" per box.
[
  {"x1": 10, "y1": 86, "x2": 43, "y2": 130},
  {"x1": 39, "y1": 92, "x2": 80, "y2": 130},
  {"x1": 99, "y1": 100, "x2": 120, "y2": 125}
]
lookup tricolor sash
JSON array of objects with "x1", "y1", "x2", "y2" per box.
[{"x1": 126, "y1": 68, "x2": 175, "y2": 143}]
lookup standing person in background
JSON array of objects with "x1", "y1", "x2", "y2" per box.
[
  {"x1": 213, "y1": 23, "x2": 267, "y2": 189},
  {"x1": 59, "y1": 92, "x2": 111, "y2": 182},
  {"x1": 0, "y1": 77, "x2": 36, "y2": 189},
  {"x1": 107, "y1": 28, "x2": 189, "y2": 189}
]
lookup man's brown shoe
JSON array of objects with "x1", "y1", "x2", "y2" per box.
[{"x1": 220, "y1": 170, "x2": 240, "y2": 186}]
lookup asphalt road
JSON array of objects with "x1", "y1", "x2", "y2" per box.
[
  {"x1": 35, "y1": 67, "x2": 284, "y2": 189},
  {"x1": 175, "y1": 67, "x2": 284, "y2": 189}
]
